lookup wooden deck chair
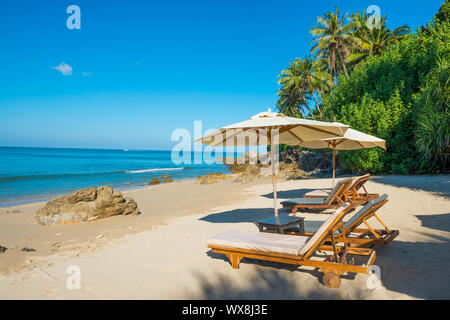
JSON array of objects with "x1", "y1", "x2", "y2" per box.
[
  {"x1": 207, "y1": 202, "x2": 377, "y2": 288},
  {"x1": 280, "y1": 178, "x2": 354, "y2": 213},
  {"x1": 283, "y1": 194, "x2": 399, "y2": 247},
  {"x1": 304, "y1": 174, "x2": 378, "y2": 202}
]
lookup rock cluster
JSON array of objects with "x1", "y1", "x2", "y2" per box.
[
  {"x1": 149, "y1": 178, "x2": 161, "y2": 185},
  {"x1": 222, "y1": 149, "x2": 335, "y2": 183},
  {"x1": 196, "y1": 172, "x2": 229, "y2": 184},
  {"x1": 149, "y1": 174, "x2": 173, "y2": 185},
  {"x1": 234, "y1": 165, "x2": 262, "y2": 183},
  {"x1": 36, "y1": 186, "x2": 139, "y2": 225}
]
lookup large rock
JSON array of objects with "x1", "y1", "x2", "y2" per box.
[{"x1": 36, "y1": 186, "x2": 139, "y2": 225}]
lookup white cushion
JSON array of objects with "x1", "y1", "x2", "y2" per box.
[{"x1": 207, "y1": 230, "x2": 310, "y2": 256}]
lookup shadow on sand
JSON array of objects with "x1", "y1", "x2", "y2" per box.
[
  {"x1": 262, "y1": 188, "x2": 316, "y2": 200},
  {"x1": 199, "y1": 228, "x2": 450, "y2": 299},
  {"x1": 371, "y1": 175, "x2": 450, "y2": 198},
  {"x1": 374, "y1": 232, "x2": 450, "y2": 299},
  {"x1": 199, "y1": 208, "x2": 279, "y2": 224},
  {"x1": 194, "y1": 252, "x2": 359, "y2": 299},
  {"x1": 415, "y1": 213, "x2": 450, "y2": 233}
]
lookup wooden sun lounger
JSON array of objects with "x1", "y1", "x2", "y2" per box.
[
  {"x1": 280, "y1": 178, "x2": 355, "y2": 213},
  {"x1": 281, "y1": 194, "x2": 399, "y2": 247},
  {"x1": 304, "y1": 174, "x2": 379, "y2": 202},
  {"x1": 207, "y1": 202, "x2": 377, "y2": 288}
]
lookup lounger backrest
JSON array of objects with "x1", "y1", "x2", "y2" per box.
[
  {"x1": 324, "y1": 178, "x2": 353, "y2": 204},
  {"x1": 350, "y1": 174, "x2": 371, "y2": 193},
  {"x1": 343, "y1": 194, "x2": 388, "y2": 231},
  {"x1": 298, "y1": 202, "x2": 351, "y2": 257}
]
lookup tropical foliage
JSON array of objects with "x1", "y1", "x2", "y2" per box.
[
  {"x1": 276, "y1": 56, "x2": 328, "y2": 119},
  {"x1": 347, "y1": 12, "x2": 410, "y2": 69},
  {"x1": 276, "y1": 1, "x2": 450, "y2": 174},
  {"x1": 310, "y1": 7, "x2": 354, "y2": 78},
  {"x1": 414, "y1": 54, "x2": 450, "y2": 171}
]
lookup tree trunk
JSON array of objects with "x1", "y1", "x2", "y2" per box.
[
  {"x1": 337, "y1": 50, "x2": 349, "y2": 78},
  {"x1": 311, "y1": 92, "x2": 323, "y2": 120}
]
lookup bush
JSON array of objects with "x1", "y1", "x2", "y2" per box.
[
  {"x1": 435, "y1": 0, "x2": 450, "y2": 23},
  {"x1": 414, "y1": 54, "x2": 450, "y2": 171},
  {"x1": 321, "y1": 20, "x2": 450, "y2": 174}
]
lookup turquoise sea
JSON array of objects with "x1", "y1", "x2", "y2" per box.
[{"x1": 0, "y1": 147, "x2": 230, "y2": 207}]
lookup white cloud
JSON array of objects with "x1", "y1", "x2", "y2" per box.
[
  {"x1": 52, "y1": 62, "x2": 73, "y2": 76},
  {"x1": 82, "y1": 71, "x2": 93, "y2": 77}
]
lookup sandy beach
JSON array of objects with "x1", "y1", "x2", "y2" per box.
[{"x1": 0, "y1": 174, "x2": 449, "y2": 299}]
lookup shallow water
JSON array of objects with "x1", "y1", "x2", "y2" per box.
[{"x1": 0, "y1": 147, "x2": 231, "y2": 206}]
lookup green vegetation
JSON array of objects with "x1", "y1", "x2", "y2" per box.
[
  {"x1": 276, "y1": 2, "x2": 449, "y2": 174},
  {"x1": 435, "y1": 0, "x2": 450, "y2": 22}
]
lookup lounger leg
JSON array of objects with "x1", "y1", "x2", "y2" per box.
[
  {"x1": 226, "y1": 254, "x2": 243, "y2": 269},
  {"x1": 291, "y1": 206, "x2": 298, "y2": 214}
]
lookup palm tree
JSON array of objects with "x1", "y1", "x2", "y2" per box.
[
  {"x1": 347, "y1": 13, "x2": 410, "y2": 68},
  {"x1": 276, "y1": 56, "x2": 327, "y2": 119},
  {"x1": 310, "y1": 7, "x2": 356, "y2": 79},
  {"x1": 348, "y1": 10, "x2": 369, "y2": 39},
  {"x1": 276, "y1": 58, "x2": 311, "y2": 118}
]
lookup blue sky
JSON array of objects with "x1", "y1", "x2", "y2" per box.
[{"x1": 0, "y1": 0, "x2": 444, "y2": 150}]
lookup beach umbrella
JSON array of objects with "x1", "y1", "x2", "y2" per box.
[
  {"x1": 195, "y1": 109, "x2": 349, "y2": 217},
  {"x1": 299, "y1": 128, "x2": 386, "y2": 187}
]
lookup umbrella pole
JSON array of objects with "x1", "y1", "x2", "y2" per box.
[
  {"x1": 270, "y1": 132, "x2": 278, "y2": 217},
  {"x1": 332, "y1": 148, "x2": 336, "y2": 188}
]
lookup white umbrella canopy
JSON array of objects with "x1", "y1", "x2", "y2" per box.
[
  {"x1": 195, "y1": 110, "x2": 349, "y2": 217},
  {"x1": 299, "y1": 128, "x2": 386, "y2": 187},
  {"x1": 299, "y1": 128, "x2": 386, "y2": 150},
  {"x1": 197, "y1": 110, "x2": 349, "y2": 147}
]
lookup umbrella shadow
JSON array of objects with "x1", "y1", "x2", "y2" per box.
[
  {"x1": 415, "y1": 213, "x2": 450, "y2": 233},
  {"x1": 374, "y1": 233, "x2": 450, "y2": 299},
  {"x1": 201, "y1": 237, "x2": 450, "y2": 299},
  {"x1": 206, "y1": 250, "x2": 356, "y2": 280},
  {"x1": 197, "y1": 252, "x2": 358, "y2": 299},
  {"x1": 371, "y1": 175, "x2": 450, "y2": 198},
  {"x1": 262, "y1": 188, "x2": 316, "y2": 199},
  {"x1": 191, "y1": 267, "x2": 343, "y2": 299},
  {"x1": 199, "y1": 207, "x2": 277, "y2": 224}
]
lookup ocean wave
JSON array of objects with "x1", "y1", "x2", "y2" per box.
[
  {"x1": 125, "y1": 167, "x2": 184, "y2": 173},
  {"x1": 0, "y1": 167, "x2": 187, "y2": 182},
  {"x1": 0, "y1": 172, "x2": 111, "y2": 182}
]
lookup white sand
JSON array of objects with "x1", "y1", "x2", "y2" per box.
[{"x1": 0, "y1": 175, "x2": 449, "y2": 299}]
